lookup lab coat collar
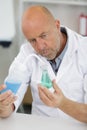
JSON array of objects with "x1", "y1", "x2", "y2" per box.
[
  {"x1": 55, "y1": 26, "x2": 79, "y2": 82},
  {"x1": 64, "y1": 26, "x2": 78, "y2": 58}
]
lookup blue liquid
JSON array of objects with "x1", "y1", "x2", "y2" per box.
[{"x1": 1, "y1": 81, "x2": 21, "y2": 94}]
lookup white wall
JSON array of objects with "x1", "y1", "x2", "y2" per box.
[
  {"x1": 23, "y1": 2, "x2": 87, "y2": 33},
  {"x1": 0, "y1": 0, "x2": 19, "y2": 84}
]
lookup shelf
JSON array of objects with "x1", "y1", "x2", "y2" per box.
[{"x1": 23, "y1": 0, "x2": 87, "y2": 6}]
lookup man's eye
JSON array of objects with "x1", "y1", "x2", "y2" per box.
[{"x1": 30, "y1": 39, "x2": 36, "y2": 44}]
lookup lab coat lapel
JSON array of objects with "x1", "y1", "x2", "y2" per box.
[
  {"x1": 56, "y1": 27, "x2": 78, "y2": 83},
  {"x1": 56, "y1": 53, "x2": 73, "y2": 83}
]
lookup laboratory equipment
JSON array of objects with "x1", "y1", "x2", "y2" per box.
[{"x1": 41, "y1": 65, "x2": 54, "y2": 93}]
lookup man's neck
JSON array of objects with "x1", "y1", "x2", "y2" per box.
[{"x1": 55, "y1": 31, "x2": 67, "y2": 59}]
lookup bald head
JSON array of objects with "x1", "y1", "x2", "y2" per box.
[
  {"x1": 22, "y1": 5, "x2": 56, "y2": 37},
  {"x1": 22, "y1": 5, "x2": 55, "y2": 23}
]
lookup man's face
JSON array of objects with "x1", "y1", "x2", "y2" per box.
[{"x1": 23, "y1": 17, "x2": 61, "y2": 60}]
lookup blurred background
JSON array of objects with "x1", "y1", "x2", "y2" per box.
[{"x1": 0, "y1": 0, "x2": 87, "y2": 114}]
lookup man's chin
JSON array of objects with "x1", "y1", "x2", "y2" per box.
[
  {"x1": 44, "y1": 56, "x2": 54, "y2": 60},
  {"x1": 41, "y1": 53, "x2": 55, "y2": 60}
]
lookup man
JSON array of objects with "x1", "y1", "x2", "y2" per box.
[{"x1": 0, "y1": 5, "x2": 87, "y2": 123}]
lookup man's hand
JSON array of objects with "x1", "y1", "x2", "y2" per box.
[
  {"x1": 0, "y1": 85, "x2": 17, "y2": 118},
  {"x1": 38, "y1": 81, "x2": 87, "y2": 123},
  {"x1": 38, "y1": 80, "x2": 65, "y2": 108}
]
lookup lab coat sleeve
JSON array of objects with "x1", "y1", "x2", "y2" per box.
[
  {"x1": 83, "y1": 75, "x2": 87, "y2": 104},
  {"x1": 6, "y1": 43, "x2": 32, "y2": 112},
  {"x1": 78, "y1": 37, "x2": 87, "y2": 104}
]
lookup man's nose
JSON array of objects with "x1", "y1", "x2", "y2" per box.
[{"x1": 36, "y1": 37, "x2": 46, "y2": 50}]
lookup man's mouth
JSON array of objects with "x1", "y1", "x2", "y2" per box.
[{"x1": 41, "y1": 50, "x2": 49, "y2": 57}]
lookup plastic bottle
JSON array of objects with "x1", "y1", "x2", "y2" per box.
[
  {"x1": 1, "y1": 62, "x2": 29, "y2": 94},
  {"x1": 1, "y1": 54, "x2": 41, "y2": 94}
]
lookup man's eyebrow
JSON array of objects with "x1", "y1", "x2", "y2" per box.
[
  {"x1": 39, "y1": 31, "x2": 48, "y2": 36},
  {"x1": 28, "y1": 31, "x2": 49, "y2": 41},
  {"x1": 28, "y1": 38, "x2": 35, "y2": 42}
]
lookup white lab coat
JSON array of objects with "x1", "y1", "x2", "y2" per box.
[{"x1": 7, "y1": 27, "x2": 87, "y2": 120}]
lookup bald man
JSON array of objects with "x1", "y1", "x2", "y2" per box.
[{"x1": 0, "y1": 5, "x2": 87, "y2": 123}]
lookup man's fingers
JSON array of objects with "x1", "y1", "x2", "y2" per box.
[
  {"x1": 52, "y1": 80, "x2": 58, "y2": 90},
  {"x1": 0, "y1": 90, "x2": 13, "y2": 101},
  {"x1": 0, "y1": 85, "x2": 6, "y2": 91},
  {"x1": 38, "y1": 86, "x2": 54, "y2": 106},
  {"x1": 2, "y1": 94, "x2": 17, "y2": 106}
]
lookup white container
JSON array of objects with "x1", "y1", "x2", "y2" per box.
[{"x1": 1, "y1": 62, "x2": 29, "y2": 94}]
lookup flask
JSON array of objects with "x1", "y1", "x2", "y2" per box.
[{"x1": 41, "y1": 66, "x2": 54, "y2": 93}]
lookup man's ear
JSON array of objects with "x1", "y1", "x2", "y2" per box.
[{"x1": 55, "y1": 20, "x2": 60, "y2": 29}]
